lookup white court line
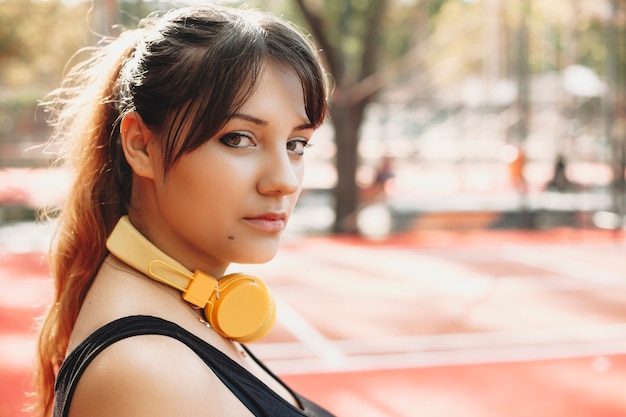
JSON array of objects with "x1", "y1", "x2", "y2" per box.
[
  {"x1": 257, "y1": 242, "x2": 626, "y2": 375},
  {"x1": 258, "y1": 322, "x2": 626, "y2": 375},
  {"x1": 274, "y1": 294, "x2": 347, "y2": 369},
  {"x1": 265, "y1": 338, "x2": 626, "y2": 375},
  {"x1": 500, "y1": 244, "x2": 626, "y2": 289},
  {"x1": 336, "y1": 321, "x2": 626, "y2": 353},
  {"x1": 260, "y1": 321, "x2": 626, "y2": 358}
]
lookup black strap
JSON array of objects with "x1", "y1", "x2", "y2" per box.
[{"x1": 54, "y1": 315, "x2": 311, "y2": 417}]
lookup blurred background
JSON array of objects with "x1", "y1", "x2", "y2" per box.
[
  {"x1": 1, "y1": 1, "x2": 626, "y2": 417},
  {"x1": 2, "y1": 0, "x2": 626, "y2": 236}
]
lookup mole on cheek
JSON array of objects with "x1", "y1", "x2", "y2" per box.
[{"x1": 228, "y1": 235, "x2": 235, "y2": 240}]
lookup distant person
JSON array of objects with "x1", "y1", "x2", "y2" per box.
[
  {"x1": 362, "y1": 156, "x2": 395, "y2": 204},
  {"x1": 506, "y1": 144, "x2": 527, "y2": 195},
  {"x1": 546, "y1": 154, "x2": 572, "y2": 192},
  {"x1": 32, "y1": 5, "x2": 335, "y2": 417}
]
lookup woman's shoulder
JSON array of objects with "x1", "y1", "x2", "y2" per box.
[{"x1": 67, "y1": 329, "x2": 252, "y2": 417}]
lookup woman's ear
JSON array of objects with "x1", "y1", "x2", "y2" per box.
[{"x1": 120, "y1": 111, "x2": 159, "y2": 180}]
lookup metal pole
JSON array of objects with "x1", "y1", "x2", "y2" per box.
[{"x1": 604, "y1": 0, "x2": 623, "y2": 231}]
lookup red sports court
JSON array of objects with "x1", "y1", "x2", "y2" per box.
[{"x1": 1, "y1": 224, "x2": 625, "y2": 417}]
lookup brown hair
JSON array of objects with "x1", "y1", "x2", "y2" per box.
[{"x1": 33, "y1": 5, "x2": 328, "y2": 416}]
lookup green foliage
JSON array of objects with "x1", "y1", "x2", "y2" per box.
[
  {"x1": 0, "y1": 0, "x2": 91, "y2": 92},
  {"x1": 284, "y1": 0, "x2": 455, "y2": 83}
]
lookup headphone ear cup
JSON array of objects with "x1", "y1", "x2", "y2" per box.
[
  {"x1": 204, "y1": 273, "x2": 276, "y2": 343},
  {"x1": 235, "y1": 293, "x2": 276, "y2": 344}
]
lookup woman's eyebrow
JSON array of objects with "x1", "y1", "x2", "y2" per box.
[
  {"x1": 294, "y1": 122, "x2": 315, "y2": 131},
  {"x1": 232, "y1": 113, "x2": 268, "y2": 126},
  {"x1": 232, "y1": 113, "x2": 314, "y2": 131}
]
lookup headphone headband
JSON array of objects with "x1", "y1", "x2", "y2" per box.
[
  {"x1": 105, "y1": 216, "x2": 276, "y2": 342},
  {"x1": 106, "y1": 216, "x2": 218, "y2": 308}
]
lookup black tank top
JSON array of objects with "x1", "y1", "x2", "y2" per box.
[{"x1": 54, "y1": 315, "x2": 336, "y2": 417}]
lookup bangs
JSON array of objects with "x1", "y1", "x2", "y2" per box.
[
  {"x1": 130, "y1": 6, "x2": 328, "y2": 173},
  {"x1": 160, "y1": 44, "x2": 266, "y2": 169}
]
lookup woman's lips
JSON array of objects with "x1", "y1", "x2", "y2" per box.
[{"x1": 243, "y1": 214, "x2": 286, "y2": 233}]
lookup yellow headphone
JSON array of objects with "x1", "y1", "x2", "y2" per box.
[{"x1": 106, "y1": 216, "x2": 276, "y2": 343}]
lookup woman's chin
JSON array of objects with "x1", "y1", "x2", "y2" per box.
[{"x1": 235, "y1": 247, "x2": 279, "y2": 265}]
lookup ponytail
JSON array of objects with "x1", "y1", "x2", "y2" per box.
[{"x1": 32, "y1": 29, "x2": 143, "y2": 417}]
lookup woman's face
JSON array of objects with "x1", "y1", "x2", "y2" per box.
[{"x1": 142, "y1": 62, "x2": 314, "y2": 276}]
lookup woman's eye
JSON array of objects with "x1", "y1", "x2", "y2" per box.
[
  {"x1": 219, "y1": 132, "x2": 255, "y2": 149},
  {"x1": 287, "y1": 139, "x2": 310, "y2": 155}
]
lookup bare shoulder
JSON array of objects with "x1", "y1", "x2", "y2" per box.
[{"x1": 67, "y1": 334, "x2": 252, "y2": 417}]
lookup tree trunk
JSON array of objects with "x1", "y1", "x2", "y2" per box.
[
  {"x1": 331, "y1": 101, "x2": 366, "y2": 234},
  {"x1": 292, "y1": 0, "x2": 388, "y2": 235}
]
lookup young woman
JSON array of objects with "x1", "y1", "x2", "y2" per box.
[{"x1": 34, "y1": 4, "x2": 333, "y2": 417}]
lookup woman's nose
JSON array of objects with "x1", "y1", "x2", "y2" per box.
[{"x1": 257, "y1": 151, "x2": 301, "y2": 196}]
